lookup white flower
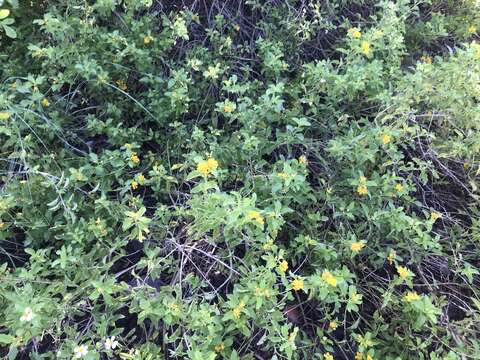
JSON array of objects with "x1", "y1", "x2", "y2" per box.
[
  {"x1": 20, "y1": 307, "x2": 34, "y2": 322},
  {"x1": 104, "y1": 336, "x2": 119, "y2": 350},
  {"x1": 73, "y1": 345, "x2": 88, "y2": 358}
]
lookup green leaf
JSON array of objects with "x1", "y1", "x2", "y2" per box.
[
  {"x1": 0, "y1": 334, "x2": 14, "y2": 345},
  {"x1": 2, "y1": 24, "x2": 16, "y2": 38}
]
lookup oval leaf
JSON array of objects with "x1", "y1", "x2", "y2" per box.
[{"x1": 0, "y1": 9, "x2": 10, "y2": 19}]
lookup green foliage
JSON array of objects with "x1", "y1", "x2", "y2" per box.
[{"x1": 1, "y1": 0, "x2": 480, "y2": 359}]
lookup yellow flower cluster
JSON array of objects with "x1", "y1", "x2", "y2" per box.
[
  {"x1": 322, "y1": 270, "x2": 337, "y2": 287},
  {"x1": 357, "y1": 185, "x2": 368, "y2": 195},
  {"x1": 381, "y1": 133, "x2": 392, "y2": 145},
  {"x1": 357, "y1": 175, "x2": 368, "y2": 196},
  {"x1": 329, "y1": 320, "x2": 338, "y2": 330},
  {"x1": 232, "y1": 301, "x2": 245, "y2": 319},
  {"x1": 468, "y1": 25, "x2": 477, "y2": 34},
  {"x1": 395, "y1": 183, "x2": 403, "y2": 192},
  {"x1": 42, "y1": 98, "x2": 50, "y2": 107},
  {"x1": 298, "y1": 155, "x2": 308, "y2": 164},
  {"x1": 214, "y1": 343, "x2": 225, "y2": 352},
  {"x1": 291, "y1": 278, "x2": 304, "y2": 291},
  {"x1": 197, "y1": 157, "x2": 219, "y2": 176},
  {"x1": 131, "y1": 180, "x2": 139, "y2": 190},
  {"x1": 130, "y1": 153, "x2": 140, "y2": 165},
  {"x1": 247, "y1": 210, "x2": 264, "y2": 225},
  {"x1": 324, "y1": 352, "x2": 334, "y2": 360},
  {"x1": 404, "y1": 291, "x2": 420, "y2": 302},
  {"x1": 348, "y1": 27, "x2": 362, "y2": 39},
  {"x1": 355, "y1": 354, "x2": 373, "y2": 360}
]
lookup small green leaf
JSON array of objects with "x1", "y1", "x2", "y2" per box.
[
  {"x1": 3, "y1": 24, "x2": 16, "y2": 38},
  {"x1": 0, "y1": 334, "x2": 14, "y2": 345}
]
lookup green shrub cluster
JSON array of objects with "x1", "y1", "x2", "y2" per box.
[{"x1": 1, "y1": 0, "x2": 480, "y2": 359}]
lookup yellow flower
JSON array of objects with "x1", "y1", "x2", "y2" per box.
[
  {"x1": 351, "y1": 242, "x2": 365, "y2": 252},
  {"x1": 42, "y1": 98, "x2": 50, "y2": 107},
  {"x1": 116, "y1": 79, "x2": 128, "y2": 91},
  {"x1": 232, "y1": 301, "x2": 245, "y2": 319},
  {"x1": 298, "y1": 155, "x2": 308, "y2": 164},
  {"x1": 430, "y1": 211, "x2": 442, "y2": 221},
  {"x1": 395, "y1": 183, "x2": 404, "y2": 192},
  {"x1": 381, "y1": 133, "x2": 392, "y2": 145},
  {"x1": 348, "y1": 27, "x2": 362, "y2": 39},
  {"x1": 263, "y1": 238, "x2": 273, "y2": 250},
  {"x1": 131, "y1": 181, "x2": 139, "y2": 190},
  {"x1": 355, "y1": 352, "x2": 363, "y2": 360},
  {"x1": 144, "y1": 35, "x2": 154, "y2": 44},
  {"x1": 223, "y1": 103, "x2": 234, "y2": 113},
  {"x1": 350, "y1": 291, "x2": 362, "y2": 303},
  {"x1": 329, "y1": 320, "x2": 338, "y2": 330},
  {"x1": 169, "y1": 303, "x2": 180, "y2": 312},
  {"x1": 357, "y1": 185, "x2": 368, "y2": 196},
  {"x1": 0, "y1": 112, "x2": 11, "y2": 120},
  {"x1": 291, "y1": 278, "x2": 304, "y2": 291},
  {"x1": 420, "y1": 55, "x2": 432, "y2": 64},
  {"x1": 404, "y1": 291, "x2": 421, "y2": 302},
  {"x1": 468, "y1": 25, "x2": 477, "y2": 34},
  {"x1": 247, "y1": 210, "x2": 264, "y2": 225},
  {"x1": 396, "y1": 266, "x2": 409, "y2": 280},
  {"x1": 232, "y1": 308, "x2": 241, "y2": 319},
  {"x1": 138, "y1": 174, "x2": 145, "y2": 183},
  {"x1": 278, "y1": 260, "x2": 289, "y2": 273},
  {"x1": 361, "y1": 41, "x2": 371, "y2": 56},
  {"x1": 197, "y1": 161, "x2": 210, "y2": 176},
  {"x1": 288, "y1": 328, "x2": 298, "y2": 342},
  {"x1": 366, "y1": 356, "x2": 373, "y2": 360},
  {"x1": 324, "y1": 353, "x2": 334, "y2": 360},
  {"x1": 130, "y1": 153, "x2": 140, "y2": 164},
  {"x1": 322, "y1": 270, "x2": 337, "y2": 287},
  {"x1": 197, "y1": 157, "x2": 219, "y2": 176},
  {"x1": 207, "y1": 157, "x2": 218, "y2": 171},
  {"x1": 214, "y1": 343, "x2": 225, "y2": 352},
  {"x1": 387, "y1": 249, "x2": 396, "y2": 265}
]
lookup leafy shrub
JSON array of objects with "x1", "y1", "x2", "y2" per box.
[{"x1": 1, "y1": 0, "x2": 480, "y2": 359}]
